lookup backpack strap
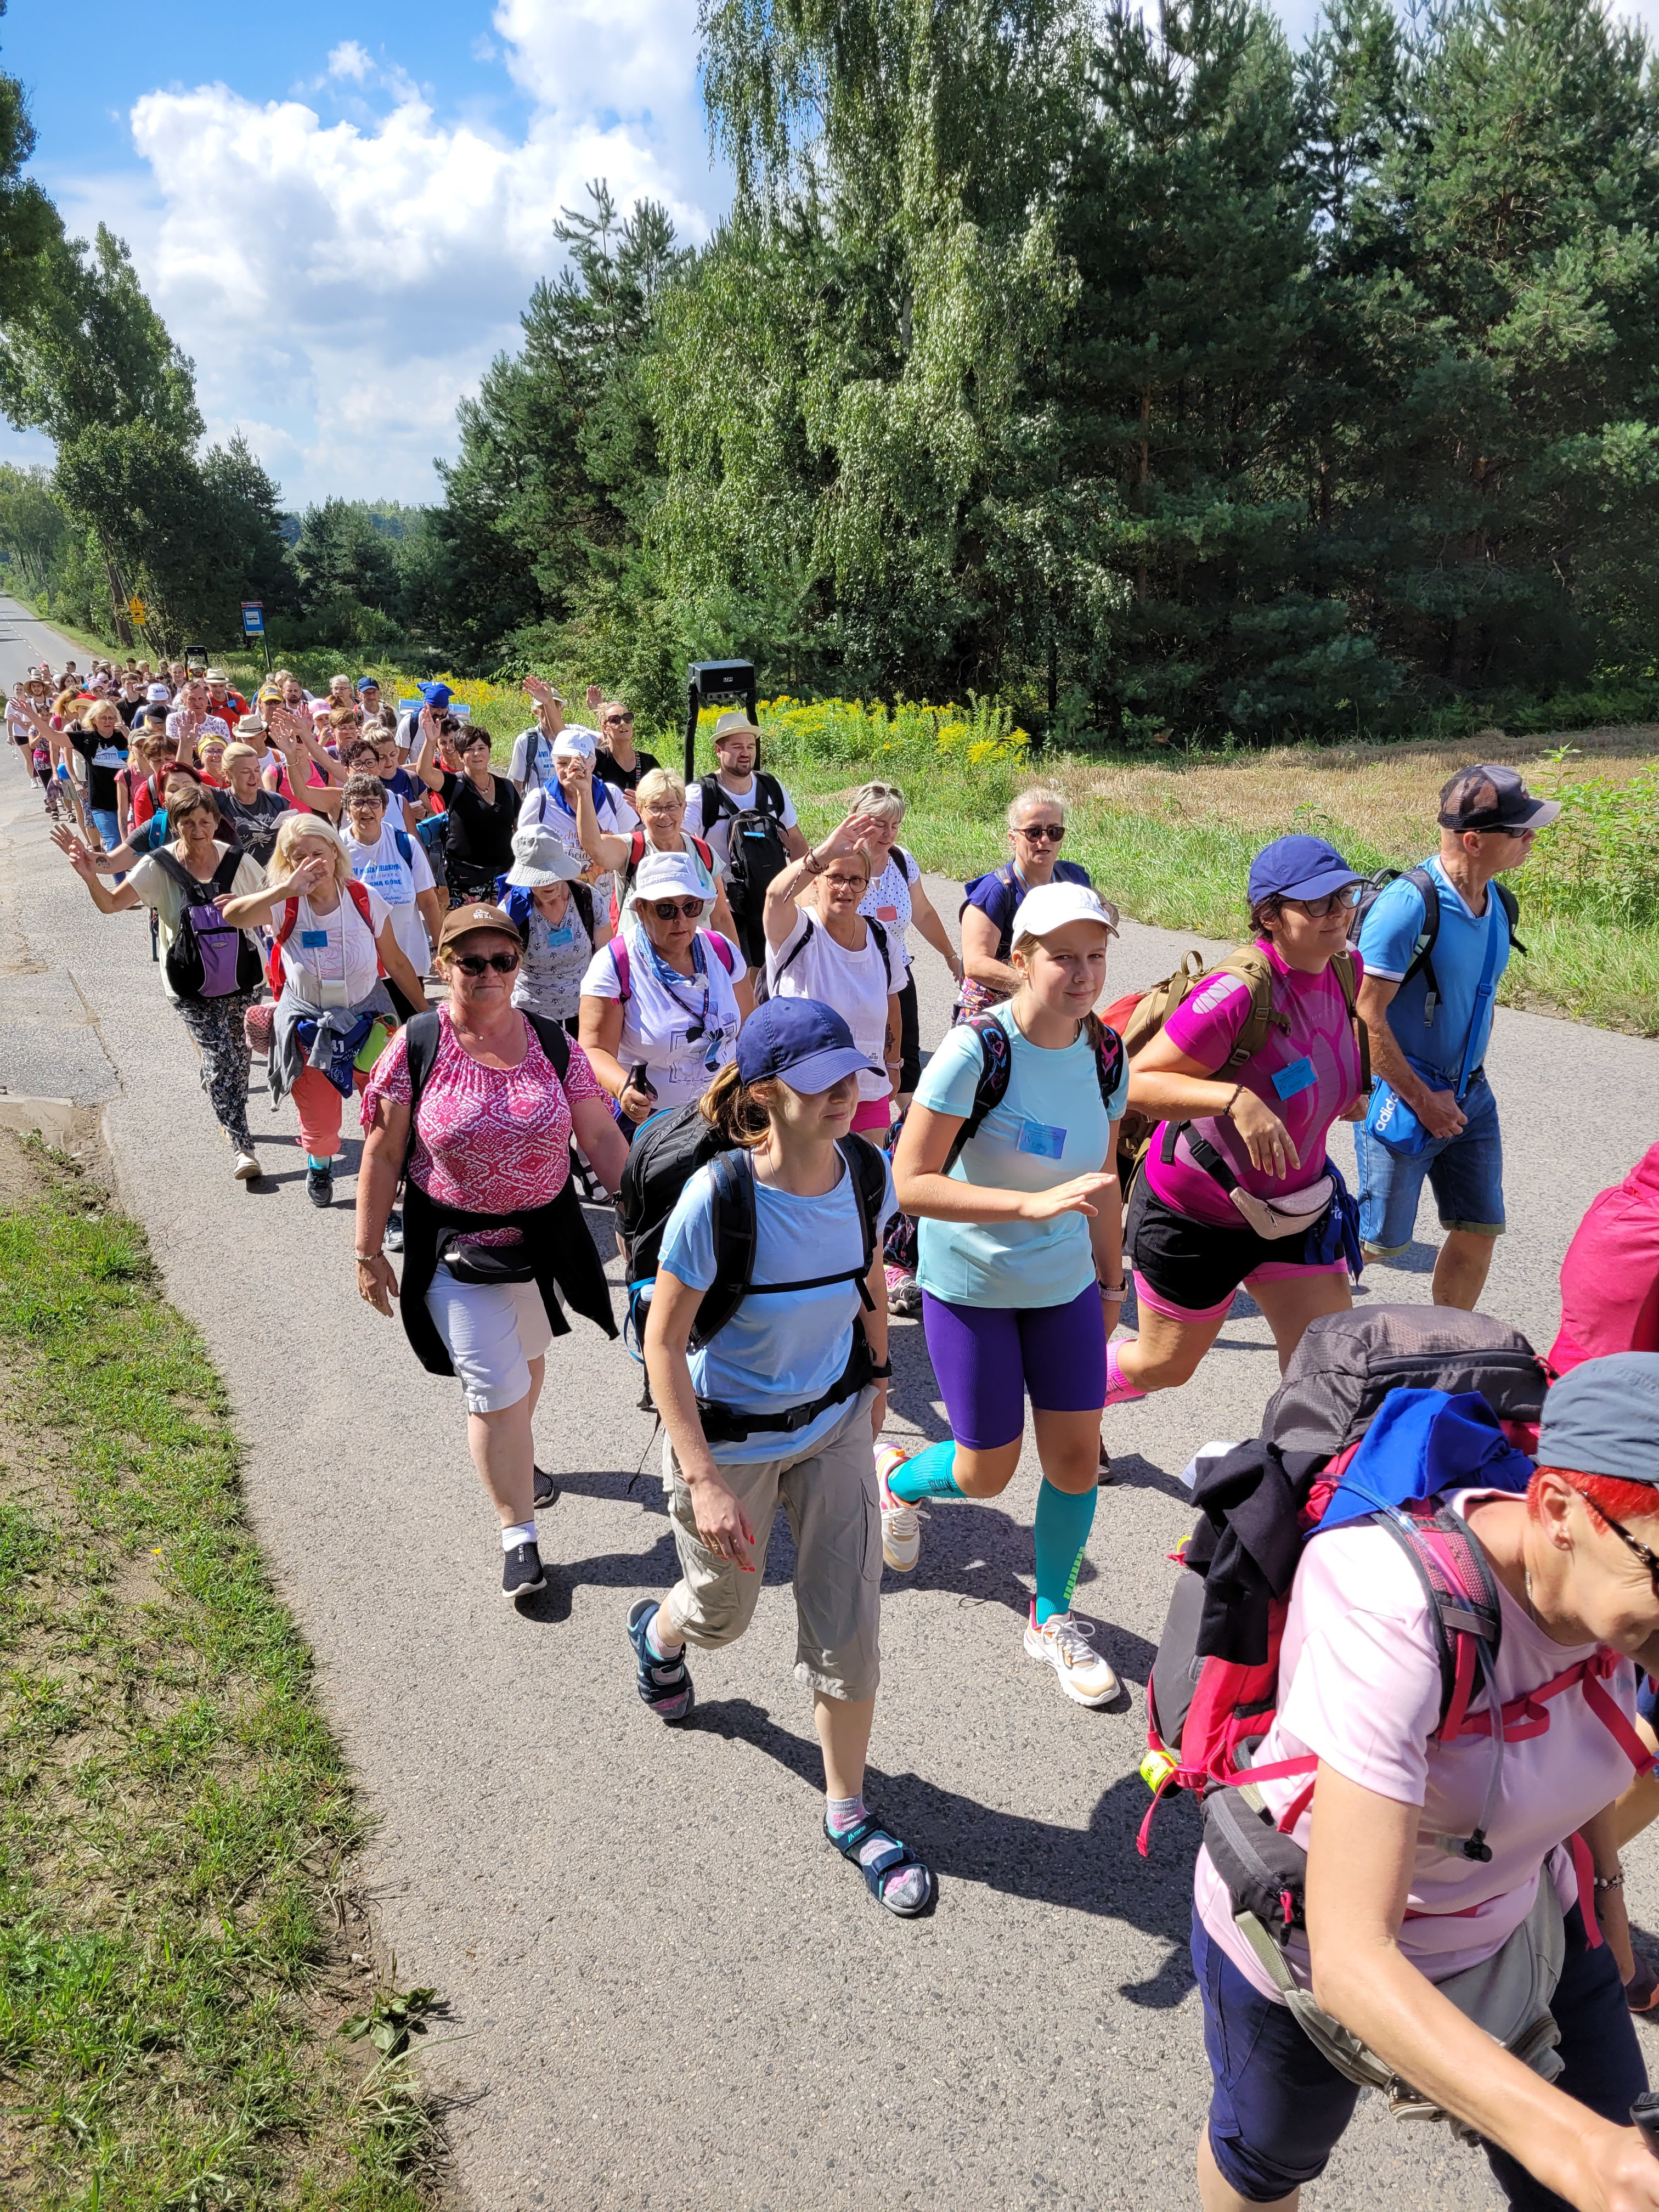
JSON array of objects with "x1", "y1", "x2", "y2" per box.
[
  {"x1": 1494, "y1": 881, "x2": 1527, "y2": 956},
  {"x1": 1216, "y1": 947, "x2": 1293, "y2": 1066},
  {"x1": 697, "y1": 773, "x2": 733, "y2": 826},
  {"x1": 754, "y1": 772, "x2": 786, "y2": 817},
  {"x1": 346, "y1": 878, "x2": 384, "y2": 977},
  {"x1": 1085, "y1": 1013, "x2": 1126, "y2": 1119},
  {"x1": 944, "y1": 1014, "x2": 1014, "y2": 1169},
  {"x1": 623, "y1": 827, "x2": 648, "y2": 890},
  {"x1": 771, "y1": 916, "x2": 815, "y2": 985},
  {"x1": 610, "y1": 934, "x2": 632, "y2": 1002},
  {"x1": 521, "y1": 1009, "x2": 572, "y2": 1081},
  {"x1": 840, "y1": 1132, "x2": 886, "y2": 1307},
  {"x1": 571, "y1": 881, "x2": 596, "y2": 939},
  {"x1": 703, "y1": 930, "x2": 736, "y2": 975},
  {"x1": 400, "y1": 1010, "x2": 444, "y2": 1175},
  {"x1": 1328, "y1": 948, "x2": 1371, "y2": 1093},
  {"x1": 1398, "y1": 865, "x2": 1444, "y2": 1025},
  {"x1": 394, "y1": 828, "x2": 412, "y2": 867},
  {"x1": 867, "y1": 913, "x2": 893, "y2": 989},
  {"x1": 691, "y1": 1147, "x2": 759, "y2": 1348},
  {"x1": 687, "y1": 832, "x2": 714, "y2": 872}
]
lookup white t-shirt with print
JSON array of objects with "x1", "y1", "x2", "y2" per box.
[
  {"x1": 279, "y1": 880, "x2": 391, "y2": 1009},
  {"x1": 580, "y1": 927, "x2": 747, "y2": 1103},
  {"x1": 765, "y1": 912, "x2": 893, "y2": 1101},
  {"x1": 343, "y1": 822, "x2": 436, "y2": 972},
  {"x1": 684, "y1": 773, "x2": 799, "y2": 868}
]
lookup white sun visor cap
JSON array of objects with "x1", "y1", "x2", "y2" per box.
[
  {"x1": 551, "y1": 725, "x2": 599, "y2": 760},
  {"x1": 1011, "y1": 880, "x2": 1121, "y2": 941},
  {"x1": 633, "y1": 847, "x2": 715, "y2": 922}
]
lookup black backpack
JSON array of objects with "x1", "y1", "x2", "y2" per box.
[
  {"x1": 699, "y1": 771, "x2": 789, "y2": 936},
  {"x1": 753, "y1": 913, "x2": 892, "y2": 1006},
  {"x1": 618, "y1": 1105, "x2": 887, "y2": 1351},
  {"x1": 152, "y1": 849, "x2": 263, "y2": 1001},
  {"x1": 944, "y1": 1012, "x2": 1126, "y2": 1169},
  {"x1": 1350, "y1": 865, "x2": 1525, "y2": 1030}
]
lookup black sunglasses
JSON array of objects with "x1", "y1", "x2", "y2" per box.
[
  {"x1": 452, "y1": 950, "x2": 521, "y2": 975},
  {"x1": 605, "y1": 711, "x2": 634, "y2": 726},
  {"x1": 1015, "y1": 822, "x2": 1065, "y2": 843},
  {"x1": 1598, "y1": 1507, "x2": 1659, "y2": 1599},
  {"x1": 648, "y1": 898, "x2": 703, "y2": 921}
]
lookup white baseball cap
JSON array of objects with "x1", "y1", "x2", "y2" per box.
[
  {"x1": 1011, "y1": 881, "x2": 1120, "y2": 941},
  {"x1": 633, "y1": 847, "x2": 714, "y2": 920},
  {"x1": 551, "y1": 725, "x2": 598, "y2": 761}
]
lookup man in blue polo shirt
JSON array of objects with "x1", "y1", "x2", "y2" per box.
[{"x1": 1353, "y1": 763, "x2": 1558, "y2": 1310}]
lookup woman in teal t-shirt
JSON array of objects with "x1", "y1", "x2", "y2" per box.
[{"x1": 888, "y1": 881, "x2": 1128, "y2": 1709}]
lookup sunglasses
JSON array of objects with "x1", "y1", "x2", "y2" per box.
[
  {"x1": 648, "y1": 898, "x2": 704, "y2": 921},
  {"x1": 452, "y1": 950, "x2": 521, "y2": 975},
  {"x1": 1598, "y1": 1506, "x2": 1659, "y2": 1599},
  {"x1": 1015, "y1": 823, "x2": 1065, "y2": 843},
  {"x1": 1283, "y1": 883, "x2": 1362, "y2": 919},
  {"x1": 605, "y1": 712, "x2": 634, "y2": 726}
]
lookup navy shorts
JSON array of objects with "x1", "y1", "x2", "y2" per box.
[
  {"x1": 1193, "y1": 1901, "x2": 1645, "y2": 2206},
  {"x1": 921, "y1": 1280, "x2": 1107, "y2": 1451},
  {"x1": 1353, "y1": 1071, "x2": 1505, "y2": 1252}
]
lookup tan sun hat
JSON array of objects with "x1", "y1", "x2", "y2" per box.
[{"x1": 712, "y1": 709, "x2": 761, "y2": 742}]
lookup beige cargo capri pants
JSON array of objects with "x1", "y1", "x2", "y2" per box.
[{"x1": 660, "y1": 1390, "x2": 882, "y2": 1702}]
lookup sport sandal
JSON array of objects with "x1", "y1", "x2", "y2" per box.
[
  {"x1": 824, "y1": 1812, "x2": 934, "y2": 1917},
  {"x1": 627, "y1": 1598, "x2": 695, "y2": 1724}
]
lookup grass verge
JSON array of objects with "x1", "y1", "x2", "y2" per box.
[{"x1": 0, "y1": 1135, "x2": 444, "y2": 2210}]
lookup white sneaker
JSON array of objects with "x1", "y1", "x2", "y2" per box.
[
  {"x1": 232, "y1": 1148, "x2": 259, "y2": 1182},
  {"x1": 874, "y1": 1444, "x2": 921, "y2": 1572},
  {"x1": 1023, "y1": 1606, "x2": 1120, "y2": 1707}
]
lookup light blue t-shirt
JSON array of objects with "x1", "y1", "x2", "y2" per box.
[
  {"x1": 912, "y1": 1005, "x2": 1128, "y2": 1310},
  {"x1": 659, "y1": 1148, "x2": 897, "y2": 1464},
  {"x1": 1357, "y1": 856, "x2": 1511, "y2": 1084}
]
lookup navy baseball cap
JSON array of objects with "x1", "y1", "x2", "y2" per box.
[
  {"x1": 417, "y1": 681, "x2": 453, "y2": 709},
  {"x1": 356, "y1": 674, "x2": 381, "y2": 694},
  {"x1": 1247, "y1": 834, "x2": 1358, "y2": 907},
  {"x1": 735, "y1": 998, "x2": 884, "y2": 1097},
  {"x1": 1539, "y1": 1353, "x2": 1659, "y2": 1487}
]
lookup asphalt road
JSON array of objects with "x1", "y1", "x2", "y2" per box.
[{"x1": 4, "y1": 594, "x2": 1658, "y2": 2211}]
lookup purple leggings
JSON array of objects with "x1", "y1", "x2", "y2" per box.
[{"x1": 921, "y1": 1281, "x2": 1108, "y2": 1451}]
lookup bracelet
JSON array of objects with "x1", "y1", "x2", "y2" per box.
[
  {"x1": 1594, "y1": 1872, "x2": 1625, "y2": 1892},
  {"x1": 1223, "y1": 1082, "x2": 1244, "y2": 1117},
  {"x1": 1097, "y1": 1282, "x2": 1126, "y2": 1302},
  {"x1": 803, "y1": 849, "x2": 826, "y2": 877},
  {"x1": 354, "y1": 1250, "x2": 382, "y2": 1263}
]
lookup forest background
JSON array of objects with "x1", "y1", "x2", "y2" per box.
[{"x1": 0, "y1": 0, "x2": 1655, "y2": 1029}]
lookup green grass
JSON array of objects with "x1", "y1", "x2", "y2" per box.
[{"x1": 0, "y1": 1139, "x2": 443, "y2": 2210}]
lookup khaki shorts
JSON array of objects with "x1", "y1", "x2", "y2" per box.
[{"x1": 662, "y1": 1391, "x2": 882, "y2": 1702}]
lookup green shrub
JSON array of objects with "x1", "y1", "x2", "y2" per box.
[{"x1": 1513, "y1": 748, "x2": 1659, "y2": 928}]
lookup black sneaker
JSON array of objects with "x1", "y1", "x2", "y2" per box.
[
  {"x1": 532, "y1": 1467, "x2": 559, "y2": 1510},
  {"x1": 384, "y1": 1208, "x2": 404, "y2": 1253},
  {"x1": 503, "y1": 1541, "x2": 546, "y2": 1601},
  {"x1": 306, "y1": 1164, "x2": 334, "y2": 1207}
]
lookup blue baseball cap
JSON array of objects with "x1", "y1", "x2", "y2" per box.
[
  {"x1": 1539, "y1": 1353, "x2": 1659, "y2": 1486},
  {"x1": 1248, "y1": 833, "x2": 1357, "y2": 907},
  {"x1": 356, "y1": 674, "x2": 381, "y2": 695},
  {"x1": 735, "y1": 998, "x2": 884, "y2": 1097},
  {"x1": 417, "y1": 681, "x2": 453, "y2": 709}
]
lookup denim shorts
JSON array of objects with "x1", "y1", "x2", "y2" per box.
[
  {"x1": 1193, "y1": 1900, "x2": 1644, "y2": 2207},
  {"x1": 1352, "y1": 1071, "x2": 1504, "y2": 1254}
]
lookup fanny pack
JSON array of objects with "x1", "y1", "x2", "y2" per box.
[
  {"x1": 436, "y1": 1229, "x2": 537, "y2": 1286},
  {"x1": 1228, "y1": 1173, "x2": 1334, "y2": 1241}
]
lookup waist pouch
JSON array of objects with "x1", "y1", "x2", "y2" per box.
[
  {"x1": 696, "y1": 1327, "x2": 877, "y2": 1447},
  {"x1": 436, "y1": 1230, "x2": 536, "y2": 1286},
  {"x1": 1229, "y1": 1173, "x2": 1334, "y2": 1242},
  {"x1": 1205, "y1": 1787, "x2": 1566, "y2": 2131}
]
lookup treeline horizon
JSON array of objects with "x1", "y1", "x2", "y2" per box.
[{"x1": 9, "y1": 0, "x2": 1659, "y2": 749}]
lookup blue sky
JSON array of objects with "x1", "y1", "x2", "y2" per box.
[{"x1": 7, "y1": 0, "x2": 1654, "y2": 511}]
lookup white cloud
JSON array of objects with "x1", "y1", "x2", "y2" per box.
[
  {"x1": 103, "y1": 3, "x2": 721, "y2": 506},
  {"x1": 327, "y1": 41, "x2": 374, "y2": 82}
]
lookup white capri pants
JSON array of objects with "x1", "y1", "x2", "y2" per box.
[{"x1": 425, "y1": 1265, "x2": 555, "y2": 1413}]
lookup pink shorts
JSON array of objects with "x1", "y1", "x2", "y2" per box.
[{"x1": 850, "y1": 1098, "x2": 893, "y2": 1135}]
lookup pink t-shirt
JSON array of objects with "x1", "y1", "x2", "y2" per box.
[
  {"x1": 1550, "y1": 1143, "x2": 1659, "y2": 1372},
  {"x1": 1194, "y1": 1489, "x2": 1640, "y2": 2001},
  {"x1": 360, "y1": 1011, "x2": 603, "y2": 1223},
  {"x1": 1144, "y1": 943, "x2": 1364, "y2": 1229}
]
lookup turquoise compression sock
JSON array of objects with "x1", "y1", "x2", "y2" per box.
[
  {"x1": 887, "y1": 1438, "x2": 964, "y2": 1503},
  {"x1": 1033, "y1": 1480, "x2": 1098, "y2": 1626}
]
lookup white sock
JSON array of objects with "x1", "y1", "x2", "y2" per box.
[
  {"x1": 501, "y1": 1521, "x2": 537, "y2": 1550},
  {"x1": 646, "y1": 1612, "x2": 683, "y2": 1660}
]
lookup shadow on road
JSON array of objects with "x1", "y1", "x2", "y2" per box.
[{"x1": 692, "y1": 1692, "x2": 1200, "y2": 2002}]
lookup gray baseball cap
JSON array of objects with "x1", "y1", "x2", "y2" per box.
[{"x1": 1539, "y1": 1353, "x2": 1659, "y2": 1485}]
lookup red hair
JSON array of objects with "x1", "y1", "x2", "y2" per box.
[{"x1": 1527, "y1": 1465, "x2": 1659, "y2": 1529}]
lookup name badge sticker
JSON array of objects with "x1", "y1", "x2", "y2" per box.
[
  {"x1": 544, "y1": 921, "x2": 574, "y2": 947},
  {"x1": 1271, "y1": 1057, "x2": 1316, "y2": 1102},
  {"x1": 876, "y1": 905, "x2": 899, "y2": 921},
  {"x1": 300, "y1": 929, "x2": 329, "y2": 948},
  {"x1": 1018, "y1": 1119, "x2": 1067, "y2": 1160}
]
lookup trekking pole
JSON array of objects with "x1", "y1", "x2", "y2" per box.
[{"x1": 1631, "y1": 2090, "x2": 1659, "y2": 2153}]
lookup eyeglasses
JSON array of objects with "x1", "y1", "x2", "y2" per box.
[
  {"x1": 605, "y1": 712, "x2": 634, "y2": 726},
  {"x1": 823, "y1": 872, "x2": 868, "y2": 891},
  {"x1": 647, "y1": 898, "x2": 704, "y2": 921},
  {"x1": 1015, "y1": 823, "x2": 1065, "y2": 843},
  {"x1": 452, "y1": 950, "x2": 521, "y2": 975},
  {"x1": 1283, "y1": 883, "x2": 1363, "y2": 919},
  {"x1": 1596, "y1": 1506, "x2": 1659, "y2": 1598}
]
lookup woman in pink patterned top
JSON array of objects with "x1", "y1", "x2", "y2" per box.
[
  {"x1": 1113, "y1": 836, "x2": 1369, "y2": 1417},
  {"x1": 356, "y1": 899, "x2": 630, "y2": 1604}
]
